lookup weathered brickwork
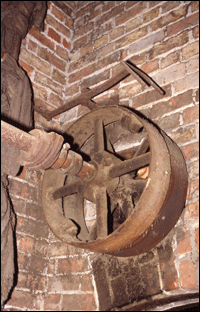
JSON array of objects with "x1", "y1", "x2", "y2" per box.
[{"x1": 4, "y1": 1, "x2": 199, "y2": 311}]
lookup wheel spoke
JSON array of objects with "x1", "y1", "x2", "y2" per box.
[
  {"x1": 94, "y1": 117, "x2": 105, "y2": 152},
  {"x1": 134, "y1": 135, "x2": 149, "y2": 157},
  {"x1": 109, "y1": 152, "x2": 151, "y2": 178},
  {"x1": 96, "y1": 187, "x2": 108, "y2": 239}
]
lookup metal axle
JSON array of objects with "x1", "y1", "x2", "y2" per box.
[{"x1": 1, "y1": 120, "x2": 95, "y2": 179}]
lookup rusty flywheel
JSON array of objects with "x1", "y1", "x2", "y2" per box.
[{"x1": 42, "y1": 106, "x2": 188, "y2": 257}]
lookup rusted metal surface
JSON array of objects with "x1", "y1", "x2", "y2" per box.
[
  {"x1": 1, "y1": 120, "x2": 36, "y2": 152},
  {"x1": 34, "y1": 60, "x2": 165, "y2": 121},
  {"x1": 42, "y1": 106, "x2": 188, "y2": 256},
  {"x1": 1, "y1": 120, "x2": 96, "y2": 178}
]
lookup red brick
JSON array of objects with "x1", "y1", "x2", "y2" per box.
[
  {"x1": 53, "y1": 1, "x2": 73, "y2": 16},
  {"x1": 75, "y1": 22, "x2": 94, "y2": 39},
  {"x1": 57, "y1": 257, "x2": 89, "y2": 274},
  {"x1": 161, "y1": 51, "x2": 180, "y2": 69},
  {"x1": 158, "y1": 244, "x2": 179, "y2": 291},
  {"x1": 126, "y1": 1, "x2": 140, "y2": 10},
  {"x1": 17, "y1": 251, "x2": 30, "y2": 270},
  {"x1": 20, "y1": 49, "x2": 51, "y2": 76},
  {"x1": 187, "y1": 180, "x2": 199, "y2": 202},
  {"x1": 52, "y1": 68, "x2": 66, "y2": 85},
  {"x1": 49, "y1": 93, "x2": 64, "y2": 107},
  {"x1": 149, "y1": 31, "x2": 189, "y2": 59},
  {"x1": 65, "y1": 83, "x2": 79, "y2": 97},
  {"x1": 9, "y1": 196, "x2": 26, "y2": 216},
  {"x1": 18, "y1": 236, "x2": 35, "y2": 253},
  {"x1": 27, "y1": 39, "x2": 37, "y2": 52},
  {"x1": 69, "y1": 63, "x2": 96, "y2": 83},
  {"x1": 34, "y1": 293, "x2": 44, "y2": 310},
  {"x1": 149, "y1": 1, "x2": 162, "y2": 8},
  {"x1": 116, "y1": 2, "x2": 146, "y2": 26},
  {"x1": 46, "y1": 15, "x2": 70, "y2": 38},
  {"x1": 179, "y1": 260, "x2": 197, "y2": 289},
  {"x1": 143, "y1": 7, "x2": 159, "y2": 23},
  {"x1": 25, "y1": 201, "x2": 45, "y2": 222},
  {"x1": 80, "y1": 69, "x2": 110, "y2": 89},
  {"x1": 28, "y1": 27, "x2": 54, "y2": 50},
  {"x1": 156, "y1": 112, "x2": 181, "y2": 132},
  {"x1": 132, "y1": 84, "x2": 172, "y2": 108},
  {"x1": 34, "y1": 98, "x2": 56, "y2": 112},
  {"x1": 49, "y1": 241, "x2": 83, "y2": 257},
  {"x1": 184, "y1": 202, "x2": 199, "y2": 220},
  {"x1": 56, "y1": 45, "x2": 69, "y2": 61},
  {"x1": 96, "y1": 42, "x2": 115, "y2": 59},
  {"x1": 183, "y1": 105, "x2": 199, "y2": 123},
  {"x1": 7, "y1": 290, "x2": 34, "y2": 309},
  {"x1": 193, "y1": 25, "x2": 199, "y2": 39},
  {"x1": 141, "y1": 58, "x2": 159, "y2": 74},
  {"x1": 170, "y1": 125, "x2": 196, "y2": 145},
  {"x1": 81, "y1": 274, "x2": 94, "y2": 292},
  {"x1": 174, "y1": 71, "x2": 199, "y2": 93},
  {"x1": 99, "y1": 3, "x2": 125, "y2": 25},
  {"x1": 35, "y1": 239, "x2": 49, "y2": 257},
  {"x1": 94, "y1": 34, "x2": 108, "y2": 49},
  {"x1": 48, "y1": 275, "x2": 81, "y2": 293},
  {"x1": 52, "y1": 6, "x2": 64, "y2": 21},
  {"x1": 44, "y1": 294, "x2": 61, "y2": 311},
  {"x1": 76, "y1": 2, "x2": 97, "y2": 18},
  {"x1": 182, "y1": 142, "x2": 199, "y2": 160},
  {"x1": 182, "y1": 41, "x2": 199, "y2": 60},
  {"x1": 109, "y1": 26, "x2": 125, "y2": 41},
  {"x1": 73, "y1": 35, "x2": 87, "y2": 50},
  {"x1": 80, "y1": 43, "x2": 93, "y2": 58},
  {"x1": 30, "y1": 254, "x2": 48, "y2": 274},
  {"x1": 150, "y1": 6, "x2": 188, "y2": 32},
  {"x1": 90, "y1": 7, "x2": 101, "y2": 20},
  {"x1": 34, "y1": 72, "x2": 63, "y2": 95},
  {"x1": 48, "y1": 27, "x2": 61, "y2": 43},
  {"x1": 191, "y1": 1, "x2": 199, "y2": 12},
  {"x1": 47, "y1": 258, "x2": 56, "y2": 275},
  {"x1": 126, "y1": 16, "x2": 141, "y2": 32},
  {"x1": 195, "y1": 227, "x2": 199, "y2": 252},
  {"x1": 167, "y1": 12, "x2": 199, "y2": 37},
  {"x1": 77, "y1": 1, "x2": 91, "y2": 10},
  {"x1": 97, "y1": 51, "x2": 121, "y2": 70},
  {"x1": 38, "y1": 47, "x2": 66, "y2": 72},
  {"x1": 65, "y1": 16, "x2": 73, "y2": 30},
  {"x1": 102, "y1": 1, "x2": 115, "y2": 12},
  {"x1": 177, "y1": 228, "x2": 192, "y2": 254},
  {"x1": 62, "y1": 294, "x2": 97, "y2": 311},
  {"x1": 157, "y1": 61, "x2": 186, "y2": 86},
  {"x1": 32, "y1": 83, "x2": 48, "y2": 101},
  {"x1": 161, "y1": 1, "x2": 180, "y2": 13},
  {"x1": 8, "y1": 178, "x2": 40, "y2": 202},
  {"x1": 116, "y1": 26, "x2": 148, "y2": 49}
]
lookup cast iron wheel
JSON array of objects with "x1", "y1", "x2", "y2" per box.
[{"x1": 42, "y1": 106, "x2": 188, "y2": 257}]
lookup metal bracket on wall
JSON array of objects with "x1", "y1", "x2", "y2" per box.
[{"x1": 34, "y1": 60, "x2": 165, "y2": 121}]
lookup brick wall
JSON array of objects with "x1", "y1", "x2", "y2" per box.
[{"x1": 3, "y1": 1, "x2": 199, "y2": 311}]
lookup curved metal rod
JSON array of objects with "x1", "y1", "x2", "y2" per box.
[{"x1": 96, "y1": 187, "x2": 108, "y2": 239}]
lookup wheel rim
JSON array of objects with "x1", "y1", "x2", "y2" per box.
[{"x1": 42, "y1": 106, "x2": 188, "y2": 256}]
